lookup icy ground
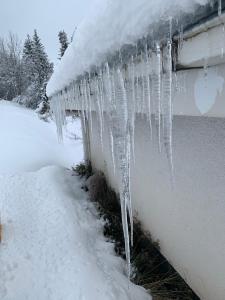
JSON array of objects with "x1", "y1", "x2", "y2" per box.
[{"x1": 0, "y1": 100, "x2": 151, "y2": 300}]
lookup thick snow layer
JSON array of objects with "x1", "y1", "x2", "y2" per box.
[
  {"x1": 0, "y1": 167, "x2": 151, "y2": 300},
  {"x1": 47, "y1": 0, "x2": 209, "y2": 96},
  {"x1": 0, "y1": 100, "x2": 83, "y2": 173},
  {"x1": 0, "y1": 101, "x2": 151, "y2": 300}
]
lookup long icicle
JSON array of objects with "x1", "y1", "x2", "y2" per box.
[
  {"x1": 130, "y1": 56, "x2": 136, "y2": 163},
  {"x1": 114, "y1": 67, "x2": 131, "y2": 278},
  {"x1": 145, "y1": 45, "x2": 153, "y2": 139},
  {"x1": 155, "y1": 42, "x2": 162, "y2": 152},
  {"x1": 163, "y1": 40, "x2": 174, "y2": 186},
  {"x1": 105, "y1": 63, "x2": 116, "y2": 174}
]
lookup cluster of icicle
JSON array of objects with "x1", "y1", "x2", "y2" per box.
[
  {"x1": 50, "y1": 0, "x2": 223, "y2": 279},
  {"x1": 51, "y1": 38, "x2": 174, "y2": 277}
]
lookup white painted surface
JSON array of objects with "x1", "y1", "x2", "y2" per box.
[
  {"x1": 88, "y1": 111, "x2": 225, "y2": 300},
  {"x1": 194, "y1": 68, "x2": 224, "y2": 114},
  {"x1": 178, "y1": 23, "x2": 225, "y2": 68},
  {"x1": 173, "y1": 64, "x2": 225, "y2": 117}
]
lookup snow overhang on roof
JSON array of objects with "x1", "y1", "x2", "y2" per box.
[{"x1": 47, "y1": 0, "x2": 224, "y2": 97}]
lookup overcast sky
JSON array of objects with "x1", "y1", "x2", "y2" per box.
[{"x1": 0, "y1": 0, "x2": 92, "y2": 64}]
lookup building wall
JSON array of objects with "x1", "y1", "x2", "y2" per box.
[{"x1": 87, "y1": 85, "x2": 225, "y2": 299}]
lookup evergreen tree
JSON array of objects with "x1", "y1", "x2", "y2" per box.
[
  {"x1": 0, "y1": 33, "x2": 24, "y2": 100},
  {"x1": 33, "y1": 30, "x2": 52, "y2": 86},
  {"x1": 21, "y1": 30, "x2": 53, "y2": 108},
  {"x1": 0, "y1": 31, "x2": 53, "y2": 108},
  {"x1": 23, "y1": 35, "x2": 33, "y2": 58},
  {"x1": 22, "y1": 35, "x2": 35, "y2": 82},
  {"x1": 58, "y1": 30, "x2": 69, "y2": 59}
]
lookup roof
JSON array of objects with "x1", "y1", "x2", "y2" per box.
[{"x1": 47, "y1": 0, "x2": 220, "y2": 97}]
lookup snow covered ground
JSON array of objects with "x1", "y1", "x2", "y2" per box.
[{"x1": 0, "y1": 100, "x2": 151, "y2": 300}]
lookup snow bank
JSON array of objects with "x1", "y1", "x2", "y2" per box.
[
  {"x1": 0, "y1": 100, "x2": 83, "y2": 173},
  {"x1": 0, "y1": 101, "x2": 151, "y2": 299},
  {"x1": 47, "y1": 0, "x2": 209, "y2": 96},
  {"x1": 0, "y1": 166, "x2": 151, "y2": 300}
]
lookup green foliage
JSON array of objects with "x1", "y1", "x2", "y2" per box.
[
  {"x1": 73, "y1": 162, "x2": 93, "y2": 179},
  {"x1": 21, "y1": 30, "x2": 53, "y2": 108},
  {"x1": 58, "y1": 30, "x2": 69, "y2": 59}
]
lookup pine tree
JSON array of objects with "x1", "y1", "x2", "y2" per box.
[
  {"x1": 21, "y1": 30, "x2": 53, "y2": 108},
  {"x1": 58, "y1": 30, "x2": 69, "y2": 59},
  {"x1": 22, "y1": 35, "x2": 35, "y2": 82},
  {"x1": 33, "y1": 30, "x2": 52, "y2": 85},
  {"x1": 23, "y1": 35, "x2": 33, "y2": 58}
]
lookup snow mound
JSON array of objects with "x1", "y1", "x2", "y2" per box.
[
  {"x1": 0, "y1": 100, "x2": 83, "y2": 173},
  {"x1": 0, "y1": 101, "x2": 150, "y2": 299},
  {"x1": 0, "y1": 166, "x2": 151, "y2": 300},
  {"x1": 47, "y1": 0, "x2": 209, "y2": 96}
]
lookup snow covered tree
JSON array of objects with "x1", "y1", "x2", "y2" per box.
[
  {"x1": 58, "y1": 30, "x2": 69, "y2": 59},
  {"x1": 21, "y1": 30, "x2": 53, "y2": 108},
  {"x1": 22, "y1": 35, "x2": 35, "y2": 82},
  {"x1": 0, "y1": 31, "x2": 53, "y2": 108},
  {"x1": 0, "y1": 33, "x2": 24, "y2": 100}
]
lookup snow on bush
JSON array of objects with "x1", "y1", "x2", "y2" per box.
[{"x1": 35, "y1": 100, "x2": 50, "y2": 122}]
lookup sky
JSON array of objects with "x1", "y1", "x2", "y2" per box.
[{"x1": 0, "y1": 0, "x2": 92, "y2": 64}]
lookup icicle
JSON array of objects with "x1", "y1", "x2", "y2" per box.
[
  {"x1": 130, "y1": 56, "x2": 136, "y2": 162},
  {"x1": 113, "y1": 68, "x2": 132, "y2": 277},
  {"x1": 109, "y1": 68, "x2": 118, "y2": 175},
  {"x1": 145, "y1": 46, "x2": 153, "y2": 139},
  {"x1": 105, "y1": 63, "x2": 116, "y2": 174},
  {"x1": 162, "y1": 40, "x2": 174, "y2": 185},
  {"x1": 51, "y1": 92, "x2": 66, "y2": 143},
  {"x1": 99, "y1": 70, "x2": 105, "y2": 131},
  {"x1": 141, "y1": 52, "x2": 146, "y2": 116},
  {"x1": 169, "y1": 16, "x2": 173, "y2": 41},
  {"x1": 109, "y1": 128, "x2": 116, "y2": 174},
  {"x1": 220, "y1": 24, "x2": 225, "y2": 58},
  {"x1": 154, "y1": 42, "x2": 162, "y2": 152},
  {"x1": 83, "y1": 78, "x2": 91, "y2": 134},
  {"x1": 125, "y1": 62, "x2": 134, "y2": 247},
  {"x1": 80, "y1": 81, "x2": 87, "y2": 137},
  {"x1": 95, "y1": 75, "x2": 104, "y2": 151},
  {"x1": 127, "y1": 130, "x2": 133, "y2": 247},
  {"x1": 87, "y1": 75, "x2": 93, "y2": 136},
  {"x1": 105, "y1": 63, "x2": 112, "y2": 106},
  {"x1": 218, "y1": 0, "x2": 222, "y2": 17}
]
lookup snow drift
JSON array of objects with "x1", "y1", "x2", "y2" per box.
[
  {"x1": 0, "y1": 101, "x2": 151, "y2": 299},
  {"x1": 0, "y1": 100, "x2": 83, "y2": 173}
]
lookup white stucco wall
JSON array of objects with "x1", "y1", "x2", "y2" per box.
[{"x1": 87, "y1": 93, "x2": 225, "y2": 299}]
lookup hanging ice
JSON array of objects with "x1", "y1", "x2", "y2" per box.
[
  {"x1": 50, "y1": 34, "x2": 176, "y2": 278},
  {"x1": 162, "y1": 40, "x2": 174, "y2": 185},
  {"x1": 105, "y1": 63, "x2": 116, "y2": 174},
  {"x1": 154, "y1": 42, "x2": 162, "y2": 152},
  {"x1": 218, "y1": 0, "x2": 222, "y2": 16},
  {"x1": 50, "y1": 92, "x2": 66, "y2": 143},
  {"x1": 145, "y1": 46, "x2": 153, "y2": 139},
  {"x1": 112, "y1": 68, "x2": 132, "y2": 277}
]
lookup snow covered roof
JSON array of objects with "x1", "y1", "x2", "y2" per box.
[{"x1": 47, "y1": 0, "x2": 220, "y2": 97}]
